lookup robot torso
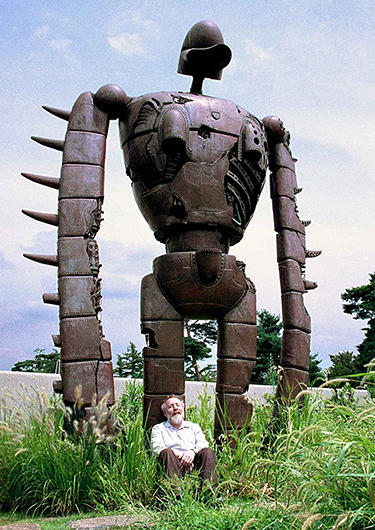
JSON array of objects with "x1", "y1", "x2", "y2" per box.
[{"x1": 119, "y1": 91, "x2": 268, "y2": 248}]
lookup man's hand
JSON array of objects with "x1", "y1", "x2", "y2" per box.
[{"x1": 178, "y1": 449, "x2": 195, "y2": 469}]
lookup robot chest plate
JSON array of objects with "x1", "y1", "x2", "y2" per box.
[{"x1": 120, "y1": 92, "x2": 253, "y2": 165}]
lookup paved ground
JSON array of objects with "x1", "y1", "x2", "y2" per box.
[
  {"x1": 0, "y1": 525, "x2": 41, "y2": 529},
  {"x1": 69, "y1": 515, "x2": 149, "y2": 529},
  {"x1": 0, "y1": 515, "x2": 151, "y2": 529}
]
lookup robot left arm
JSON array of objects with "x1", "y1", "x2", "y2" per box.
[
  {"x1": 22, "y1": 85, "x2": 130, "y2": 412},
  {"x1": 262, "y1": 115, "x2": 321, "y2": 404}
]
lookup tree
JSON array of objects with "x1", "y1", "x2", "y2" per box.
[
  {"x1": 327, "y1": 350, "x2": 357, "y2": 383},
  {"x1": 251, "y1": 310, "x2": 323, "y2": 385},
  {"x1": 342, "y1": 273, "x2": 375, "y2": 373},
  {"x1": 184, "y1": 320, "x2": 217, "y2": 381},
  {"x1": 11, "y1": 348, "x2": 60, "y2": 373},
  {"x1": 114, "y1": 342, "x2": 143, "y2": 378},
  {"x1": 309, "y1": 352, "x2": 323, "y2": 386},
  {"x1": 251, "y1": 310, "x2": 282, "y2": 384}
]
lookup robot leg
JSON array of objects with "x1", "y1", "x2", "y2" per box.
[
  {"x1": 215, "y1": 280, "x2": 257, "y2": 442},
  {"x1": 140, "y1": 273, "x2": 184, "y2": 432}
]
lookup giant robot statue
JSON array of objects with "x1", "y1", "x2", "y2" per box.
[{"x1": 22, "y1": 21, "x2": 320, "y2": 439}]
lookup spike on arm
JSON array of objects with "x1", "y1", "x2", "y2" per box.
[
  {"x1": 306, "y1": 250, "x2": 322, "y2": 258},
  {"x1": 22, "y1": 209, "x2": 58, "y2": 226},
  {"x1": 42, "y1": 293, "x2": 60, "y2": 305},
  {"x1": 42, "y1": 105, "x2": 70, "y2": 121},
  {"x1": 21, "y1": 172, "x2": 60, "y2": 190},
  {"x1": 23, "y1": 253, "x2": 58, "y2": 266},
  {"x1": 31, "y1": 136, "x2": 64, "y2": 152},
  {"x1": 304, "y1": 280, "x2": 318, "y2": 290}
]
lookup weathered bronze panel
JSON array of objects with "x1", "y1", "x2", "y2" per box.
[
  {"x1": 144, "y1": 358, "x2": 185, "y2": 395},
  {"x1": 275, "y1": 367, "x2": 309, "y2": 402},
  {"x1": 214, "y1": 394, "x2": 253, "y2": 431},
  {"x1": 277, "y1": 231, "x2": 306, "y2": 263},
  {"x1": 281, "y1": 292, "x2": 311, "y2": 333},
  {"x1": 59, "y1": 276, "x2": 97, "y2": 318},
  {"x1": 216, "y1": 359, "x2": 255, "y2": 393},
  {"x1": 68, "y1": 92, "x2": 109, "y2": 135},
  {"x1": 59, "y1": 165, "x2": 104, "y2": 199},
  {"x1": 58, "y1": 237, "x2": 92, "y2": 276},
  {"x1": 96, "y1": 362, "x2": 115, "y2": 404},
  {"x1": 222, "y1": 281, "x2": 256, "y2": 324},
  {"x1": 278, "y1": 259, "x2": 305, "y2": 293},
  {"x1": 141, "y1": 320, "x2": 184, "y2": 357},
  {"x1": 280, "y1": 329, "x2": 310, "y2": 370},
  {"x1": 140, "y1": 273, "x2": 182, "y2": 321},
  {"x1": 272, "y1": 196, "x2": 305, "y2": 234},
  {"x1": 63, "y1": 131, "x2": 106, "y2": 166},
  {"x1": 61, "y1": 360, "x2": 98, "y2": 404},
  {"x1": 217, "y1": 323, "x2": 257, "y2": 360},
  {"x1": 154, "y1": 252, "x2": 247, "y2": 318},
  {"x1": 270, "y1": 168, "x2": 297, "y2": 199},
  {"x1": 272, "y1": 143, "x2": 296, "y2": 171},
  {"x1": 58, "y1": 199, "x2": 99, "y2": 237},
  {"x1": 60, "y1": 316, "x2": 101, "y2": 361}
]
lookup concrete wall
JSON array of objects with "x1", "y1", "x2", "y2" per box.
[{"x1": 0, "y1": 371, "x2": 369, "y2": 415}]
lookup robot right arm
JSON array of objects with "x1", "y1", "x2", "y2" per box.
[{"x1": 22, "y1": 84, "x2": 130, "y2": 413}]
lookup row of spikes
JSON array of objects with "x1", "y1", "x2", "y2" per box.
[
  {"x1": 293, "y1": 183, "x2": 321, "y2": 262},
  {"x1": 294, "y1": 188, "x2": 311, "y2": 228},
  {"x1": 22, "y1": 104, "x2": 70, "y2": 307}
]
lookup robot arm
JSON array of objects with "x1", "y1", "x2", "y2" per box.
[
  {"x1": 22, "y1": 85, "x2": 129, "y2": 412},
  {"x1": 263, "y1": 115, "x2": 321, "y2": 404}
]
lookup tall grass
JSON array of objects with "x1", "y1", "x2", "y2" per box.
[{"x1": 1, "y1": 381, "x2": 375, "y2": 529}]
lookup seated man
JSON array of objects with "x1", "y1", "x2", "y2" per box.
[{"x1": 151, "y1": 395, "x2": 217, "y2": 482}]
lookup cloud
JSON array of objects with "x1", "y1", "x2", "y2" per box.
[
  {"x1": 244, "y1": 39, "x2": 272, "y2": 64},
  {"x1": 108, "y1": 33, "x2": 145, "y2": 56},
  {"x1": 35, "y1": 25, "x2": 49, "y2": 38},
  {"x1": 287, "y1": 108, "x2": 375, "y2": 170},
  {"x1": 107, "y1": 11, "x2": 160, "y2": 57},
  {"x1": 48, "y1": 38, "x2": 73, "y2": 52}
]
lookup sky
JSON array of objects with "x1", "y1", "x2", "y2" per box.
[{"x1": 1, "y1": 0, "x2": 374, "y2": 371}]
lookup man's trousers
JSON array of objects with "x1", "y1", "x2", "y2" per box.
[{"x1": 159, "y1": 447, "x2": 218, "y2": 482}]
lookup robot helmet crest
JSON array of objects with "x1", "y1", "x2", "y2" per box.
[{"x1": 177, "y1": 20, "x2": 232, "y2": 81}]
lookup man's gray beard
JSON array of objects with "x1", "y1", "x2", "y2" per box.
[{"x1": 169, "y1": 413, "x2": 183, "y2": 427}]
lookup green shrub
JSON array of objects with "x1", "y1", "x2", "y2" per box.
[{"x1": 1, "y1": 382, "x2": 375, "y2": 528}]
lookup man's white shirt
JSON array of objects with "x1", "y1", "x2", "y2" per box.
[{"x1": 151, "y1": 420, "x2": 209, "y2": 455}]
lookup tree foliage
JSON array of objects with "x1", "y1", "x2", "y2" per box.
[
  {"x1": 184, "y1": 320, "x2": 217, "y2": 381},
  {"x1": 251, "y1": 310, "x2": 323, "y2": 385},
  {"x1": 11, "y1": 348, "x2": 60, "y2": 373},
  {"x1": 309, "y1": 352, "x2": 323, "y2": 386},
  {"x1": 327, "y1": 350, "x2": 357, "y2": 382},
  {"x1": 114, "y1": 342, "x2": 143, "y2": 378},
  {"x1": 342, "y1": 273, "x2": 375, "y2": 320},
  {"x1": 251, "y1": 310, "x2": 282, "y2": 384},
  {"x1": 341, "y1": 272, "x2": 375, "y2": 373}
]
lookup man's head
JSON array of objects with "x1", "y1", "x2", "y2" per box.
[{"x1": 161, "y1": 395, "x2": 184, "y2": 427}]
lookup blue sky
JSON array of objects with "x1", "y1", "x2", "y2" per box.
[{"x1": 1, "y1": 0, "x2": 375, "y2": 370}]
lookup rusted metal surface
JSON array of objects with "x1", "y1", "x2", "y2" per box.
[
  {"x1": 22, "y1": 20, "x2": 319, "y2": 437},
  {"x1": 264, "y1": 114, "x2": 320, "y2": 405}
]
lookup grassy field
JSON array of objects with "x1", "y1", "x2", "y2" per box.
[{"x1": 1, "y1": 381, "x2": 375, "y2": 529}]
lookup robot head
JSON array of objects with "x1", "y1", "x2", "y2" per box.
[{"x1": 177, "y1": 20, "x2": 232, "y2": 81}]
